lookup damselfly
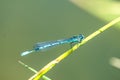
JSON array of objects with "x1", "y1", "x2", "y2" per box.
[{"x1": 21, "y1": 34, "x2": 84, "y2": 56}]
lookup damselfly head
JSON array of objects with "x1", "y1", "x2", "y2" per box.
[
  {"x1": 71, "y1": 34, "x2": 84, "y2": 42},
  {"x1": 77, "y1": 34, "x2": 84, "y2": 42}
]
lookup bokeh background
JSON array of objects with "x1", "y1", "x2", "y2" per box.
[{"x1": 1, "y1": 0, "x2": 120, "y2": 80}]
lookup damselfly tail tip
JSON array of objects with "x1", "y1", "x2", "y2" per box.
[{"x1": 21, "y1": 50, "x2": 34, "y2": 56}]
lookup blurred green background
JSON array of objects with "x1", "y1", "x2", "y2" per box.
[{"x1": 1, "y1": 0, "x2": 120, "y2": 80}]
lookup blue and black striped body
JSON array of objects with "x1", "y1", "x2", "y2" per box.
[
  {"x1": 34, "y1": 34, "x2": 84, "y2": 51},
  {"x1": 21, "y1": 34, "x2": 84, "y2": 56}
]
